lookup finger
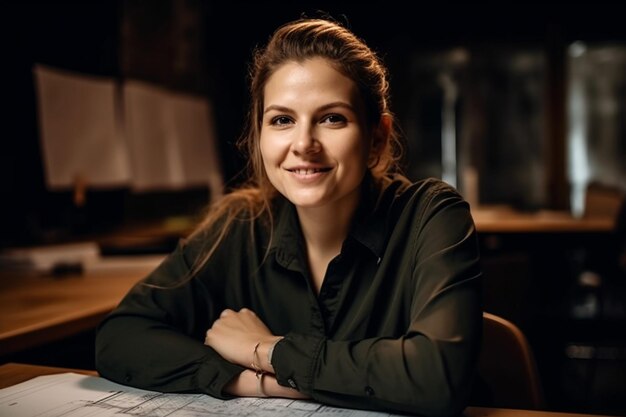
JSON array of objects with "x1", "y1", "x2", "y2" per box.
[
  {"x1": 220, "y1": 309, "x2": 233, "y2": 318},
  {"x1": 239, "y1": 307, "x2": 256, "y2": 316}
]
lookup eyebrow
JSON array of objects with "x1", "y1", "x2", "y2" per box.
[{"x1": 263, "y1": 101, "x2": 356, "y2": 114}]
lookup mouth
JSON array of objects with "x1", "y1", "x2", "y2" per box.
[{"x1": 286, "y1": 167, "x2": 332, "y2": 175}]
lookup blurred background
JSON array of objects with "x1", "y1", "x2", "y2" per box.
[{"x1": 2, "y1": 1, "x2": 626, "y2": 415}]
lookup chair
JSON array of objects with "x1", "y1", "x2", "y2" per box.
[
  {"x1": 475, "y1": 312, "x2": 544, "y2": 410},
  {"x1": 583, "y1": 181, "x2": 625, "y2": 220},
  {"x1": 584, "y1": 182, "x2": 626, "y2": 279}
]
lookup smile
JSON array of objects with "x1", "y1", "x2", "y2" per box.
[{"x1": 287, "y1": 168, "x2": 332, "y2": 175}]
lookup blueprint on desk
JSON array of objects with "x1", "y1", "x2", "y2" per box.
[{"x1": 0, "y1": 373, "x2": 401, "y2": 417}]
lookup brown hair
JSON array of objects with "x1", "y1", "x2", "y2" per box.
[{"x1": 186, "y1": 17, "x2": 404, "y2": 276}]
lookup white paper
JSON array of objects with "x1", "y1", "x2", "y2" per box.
[
  {"x1": 33, "y1": 66, "x2": 223, "y2": 199},
  {"x1": 0, "y1": 242, "x2": 164, "y2": 274},
  {"x1": 0, "y1": 373, "x2": 398, "y2": 417},
  {"x1": 123, "y1": 80, "x2": 223, "y2": 197},
  {"x1": 33, "y1": 65, "x2": 131, "y2": 189},
  {"x1": 0, "y1": 241, "x2": 100, "y2": 272}
]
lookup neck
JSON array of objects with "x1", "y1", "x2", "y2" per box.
[{"x1": 297, "y1": 191, "x2": 360, "y2": 255}]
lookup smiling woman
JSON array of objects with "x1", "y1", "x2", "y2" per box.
[
  {"x1": 95, "y1": 17, "x2": 483, "y2": 417},
  {"x1": 260, "y1": 58, "x2": 375, "y2": 287}
]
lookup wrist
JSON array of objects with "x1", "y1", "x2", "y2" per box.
[
  {"x1": 266, "y1": 336, "x2": 283, "y2": 371},
  {"x1": 253, "y1": 336, "x2": 283, "y2": 373},
  {"x1": 263, "y1": 374, "x2": 310, "y2": 399}
]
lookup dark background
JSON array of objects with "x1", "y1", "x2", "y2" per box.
[{"x1": 4, "y1": 1, "x2": 626, "y2": 247}]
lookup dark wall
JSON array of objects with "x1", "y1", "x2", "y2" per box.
[
  {"x1": 3, "y1": 1, "x2": 626, "y2": 248},
  {"x1": 4, "y1": 2, "x2": 121, "y2": 247}
]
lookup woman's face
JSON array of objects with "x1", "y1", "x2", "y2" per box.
[{"x1": 259, "y1": 57, "x2": 374, "y2": 212}]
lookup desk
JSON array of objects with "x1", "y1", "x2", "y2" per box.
[
  {"x1": 0, "y1": 362, "x2": 97, "y2": 387},
  {"x1": 0, "y1": 259, "x2": 160, "y2": 355},
  {"x1": 0, "y1": 363, "x2": 617, "y2": 417}
]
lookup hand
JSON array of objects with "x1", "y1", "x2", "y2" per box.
[{"x1": 204, "y1": 308, "x2": 280, "y2": 369}]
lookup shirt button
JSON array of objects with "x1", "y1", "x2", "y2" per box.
[
  {"x1": 124, "y1": 374, "x2": 132, "y2": 383},
  {"x1": 365, "y1": 386, "x2": 375, "y2": 396},
  {"x1": 288, "y1": 378, "x2": 298, "y2": 389}
]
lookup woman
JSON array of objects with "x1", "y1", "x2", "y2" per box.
[{"x1": 96, "y1": 17, "x2": 482, "y2": 416}]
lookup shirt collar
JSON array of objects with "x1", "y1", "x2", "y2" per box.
[
  {"x1": 348, "y1": 173, "x2": 387, "y2": 259},
  {"x1": 268, "y1": 198, "x2": 297, "y2": 269}
]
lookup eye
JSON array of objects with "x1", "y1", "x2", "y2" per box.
[
  {"x1": 270, "y1": 115, "x2": 293, "y2": 126},
  {"x1": 321, "y1": 114, "x2": 347, "y2": 125}
]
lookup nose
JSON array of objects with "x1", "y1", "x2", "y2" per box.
[{"x1": 291, "y1": 123, "x2": 320, "y2": 155}]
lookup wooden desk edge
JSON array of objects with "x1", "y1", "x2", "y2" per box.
[
  {"x1": 0, "y1": 309, "x2": 110, "y2": 356},
  {"x1": 471, "y1": 209, "x2": 615, "y2": 234},
  {"x1": 0, "y1": 265, "x2": 154, "y2": 355},
  {"x1": 0, "y1": 363, "x2": 618, "y2": 417}
]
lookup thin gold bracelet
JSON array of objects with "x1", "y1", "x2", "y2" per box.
[{"x1": 251, "y1": 341, "x2": 262, "y2": 372}]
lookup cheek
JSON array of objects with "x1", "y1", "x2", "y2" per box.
[
  {"x1": 261, "y1": 132, "x2": 292, "y2": 167},
  {"x1": 259, "y1": 138, "x2": 284, "y2": 188},
  {"x1": 361, "y1": 133, "x2": 377, "y2": 163},
  {"x1": 346, "y1": 134, "x2": 372, "y2": 165},
  {"x1": 259, "y1": 135, "x2": 273, "y2": 165}
]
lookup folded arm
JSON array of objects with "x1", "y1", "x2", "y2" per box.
[{"x1": 95, "y1": 242, "x2": 244, "y2": 398}]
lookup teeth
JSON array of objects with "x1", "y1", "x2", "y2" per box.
[{"x1": 294, "y1": 168, "x2": 323, "y2": 175}]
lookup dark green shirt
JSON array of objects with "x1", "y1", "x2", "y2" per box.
[{"x1": 96, "y1": 176, "x2": 482, "y2": 416}]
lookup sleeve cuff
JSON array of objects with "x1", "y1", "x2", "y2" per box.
[
  {"x1": 272, "y1": 332, "x2": 325, "y2": 394},
  {"x1": 194, "y1": 356, "x2": 246, "y2": 399}
]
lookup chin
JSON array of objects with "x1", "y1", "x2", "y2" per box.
[
  {"x1": 290, "y1": 199, "x2": 326, "y2": 208},
  {"x1": 287, "y1": 194, "x2": 329, "y2": 208}
]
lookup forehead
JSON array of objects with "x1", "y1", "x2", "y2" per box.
[{"x1": 263, "y1": 57, "x2": 362, "y2": 109}]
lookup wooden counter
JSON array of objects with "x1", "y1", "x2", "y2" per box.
[
  {"x1": 0, "y1": 256, "x2": 162, "y2": 355},
  {"x1": 471, "y1": 207, "x2": 615, "y2": 234}
]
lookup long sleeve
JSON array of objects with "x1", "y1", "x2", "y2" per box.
[
  {"x1": 271, "y1": 180, "x2": 483, "y2": 416},
  {"x1": 95, "y1": 240, "x2": 246, "y2": 397}
]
